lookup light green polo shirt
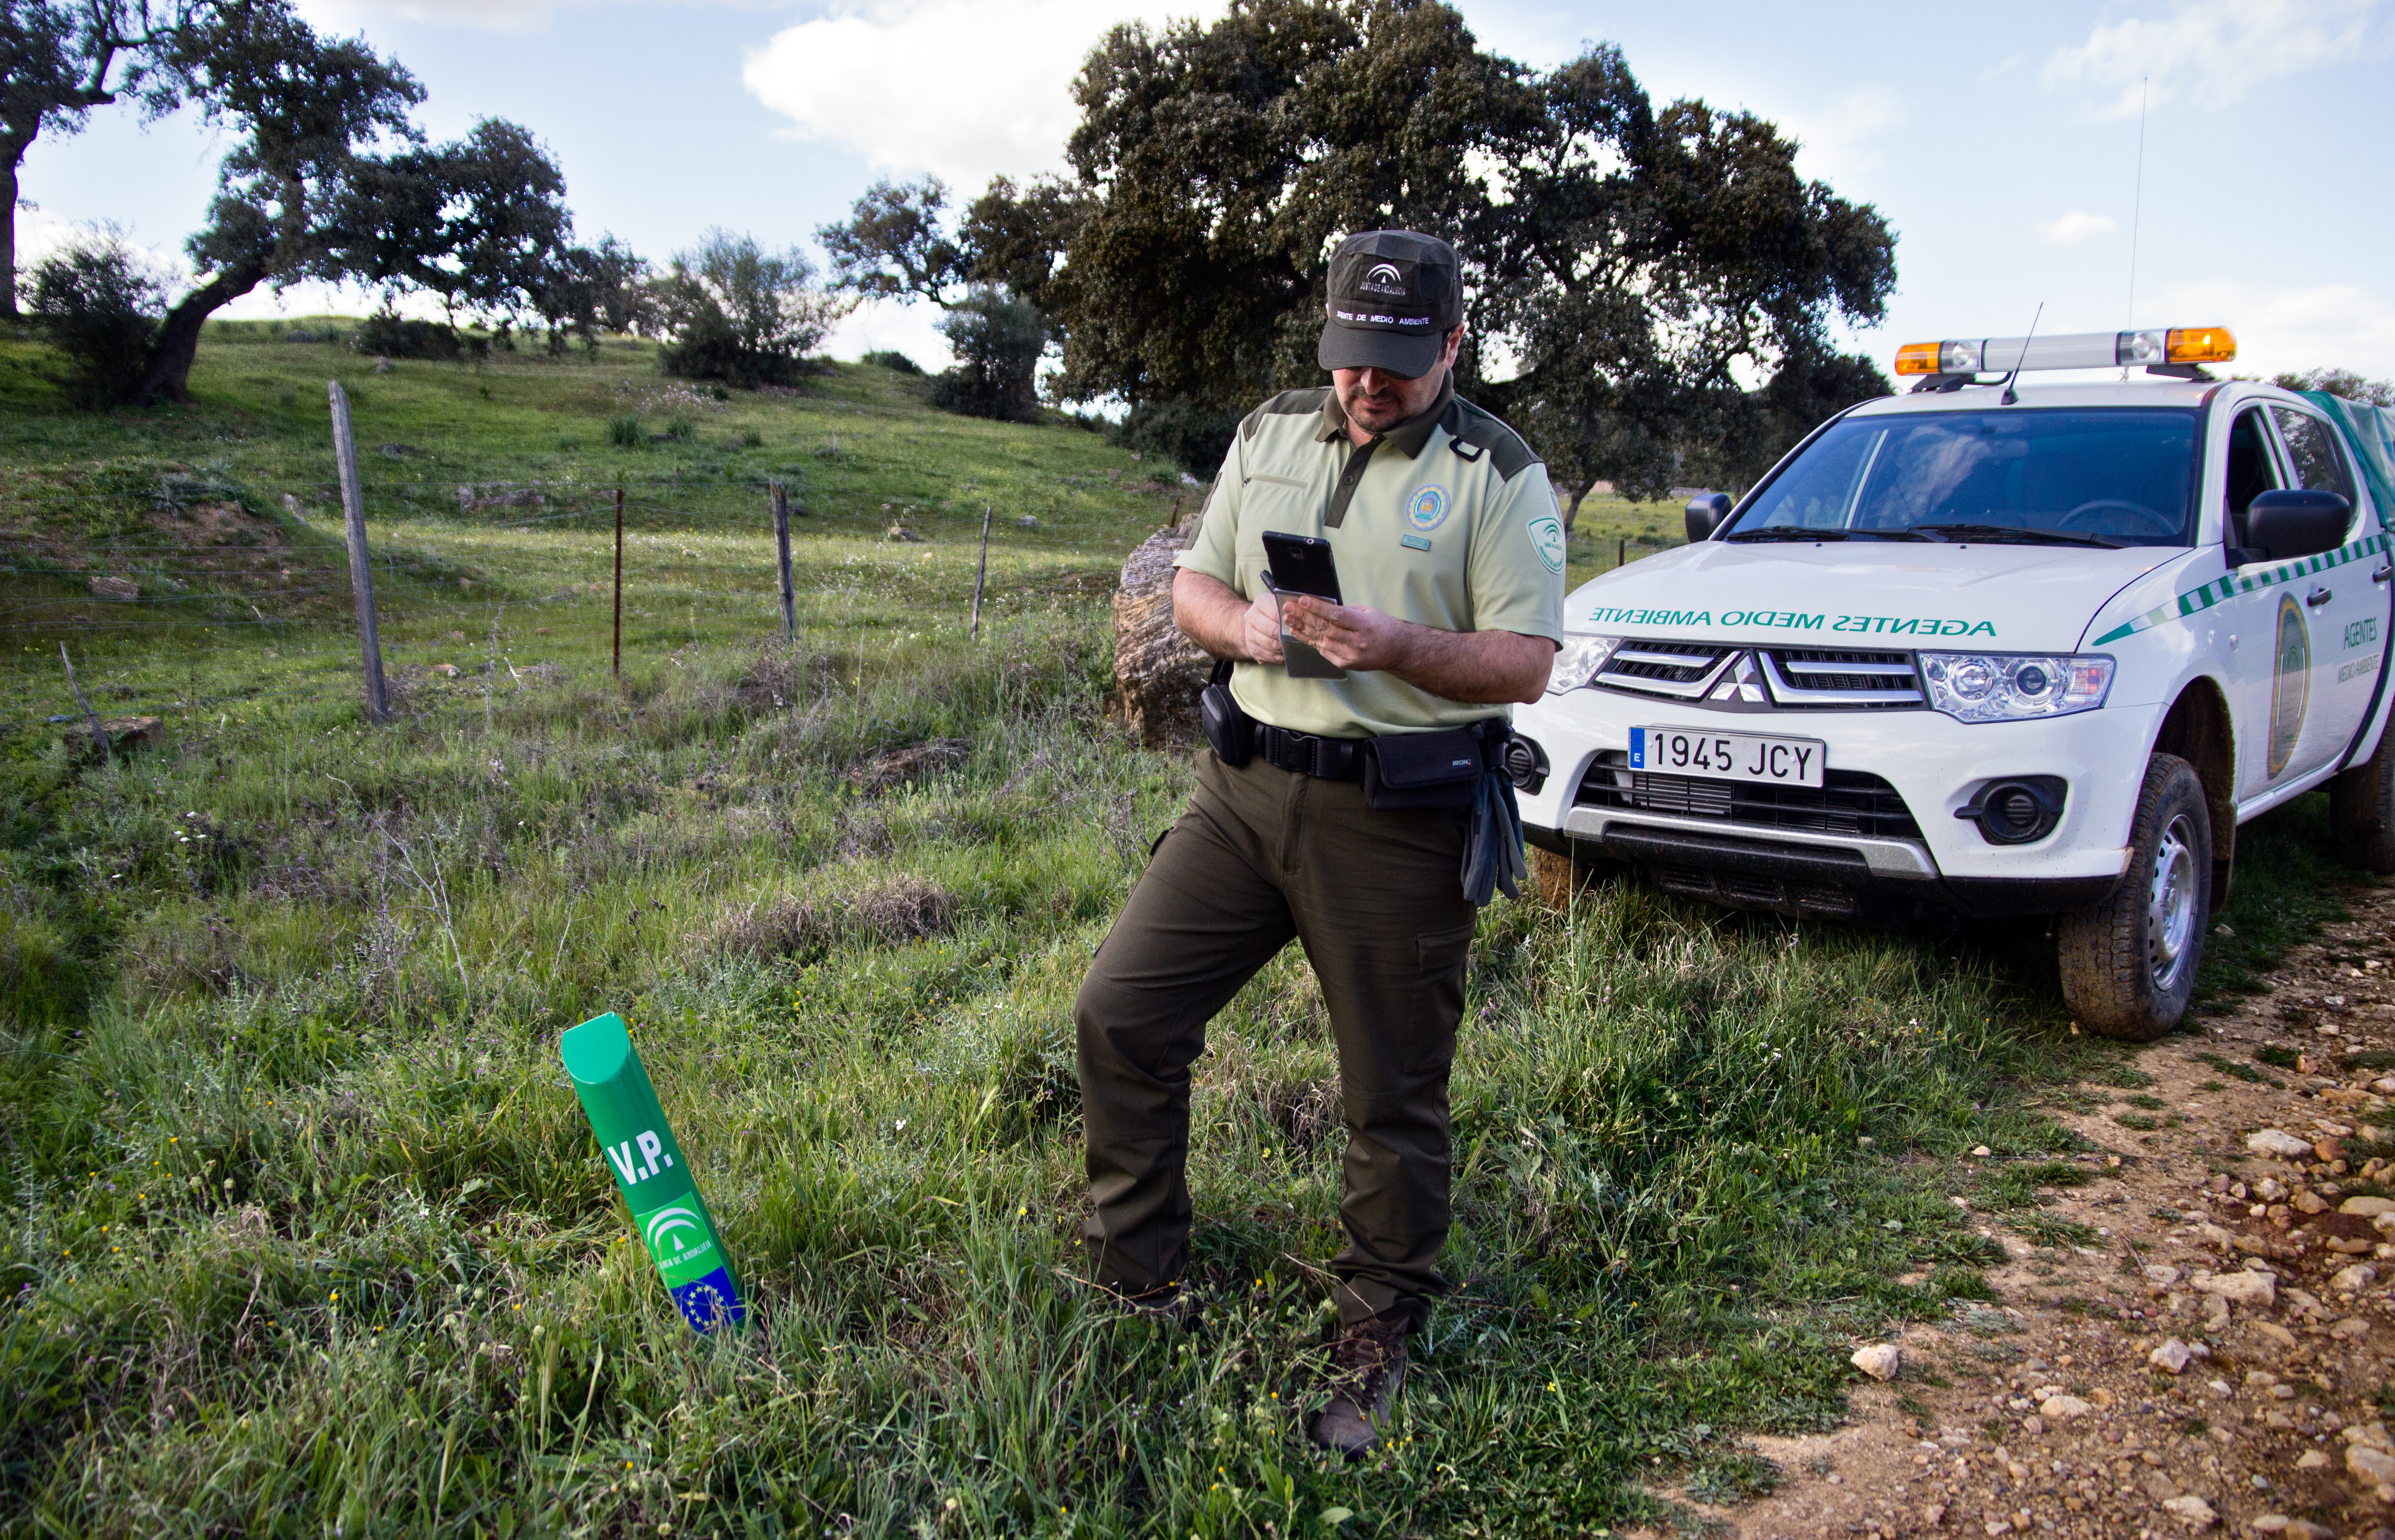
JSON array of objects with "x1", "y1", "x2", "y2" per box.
[{"x1": 1175, "y1": 377, "x2": 1566, "y2": 738}]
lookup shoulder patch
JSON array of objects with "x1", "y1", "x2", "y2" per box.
[
  {"x1": 1240, "y1": 387, "x2": 1334, "y2": 442},
  {"x1": 1445, "y1": 398, "x2": 1540, "y2": 482}
]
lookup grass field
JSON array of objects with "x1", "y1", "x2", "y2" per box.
[{"x1": 0, "y1": 323, "x2": 2362, "y2": 1537}]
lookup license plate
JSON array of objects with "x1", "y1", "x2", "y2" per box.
[{"x1": 1630, "y1": 726, "x2": 1825, "y2": 787}]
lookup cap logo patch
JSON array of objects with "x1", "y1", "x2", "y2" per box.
[
  {"x1": 1527, "y1": 514, "x2": 1565, "y2": 574},
  {"x1": 1406, "y1": 484, "x2": 1450, "y2": 532},
  {"x1": 1360, "y1": 262, "x2": 1408, "y2": 296}
]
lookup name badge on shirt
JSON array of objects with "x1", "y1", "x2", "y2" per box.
[{"x1": 1401, "y1": 534, "x2": 1432, "y2": 552}]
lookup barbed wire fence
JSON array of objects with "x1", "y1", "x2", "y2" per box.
[
  {"x1": 4, "y1": 382, "x2": 1680, "y2": 741},
  {"x1": 0, "y1": 383, "x2": 1029, "y2": 740}
]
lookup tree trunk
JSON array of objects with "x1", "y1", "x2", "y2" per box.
[
  {"x1": 130, "y1": 265, "x2": 267, "y2": 406},
  {"x1": 0, "y1": 144, "x2": 25, "y2": 321},
  {"x1": 1562, "y1": 480, "x2": 1591, "y2": 536},
  {"x1": 1113, "y1": 526, "x2": 1211, "y2": 749}
]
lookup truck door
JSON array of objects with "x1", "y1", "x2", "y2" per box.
[
  {"x1": 2220, "y1": 404, "x2": 2295, "y2": 800},
  {"x1": 2273, "y1": 402, "x2": 2386, "y2": 774}
]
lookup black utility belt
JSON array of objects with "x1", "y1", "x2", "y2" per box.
[{"x1": 1200, "y1": 658, "x2": 1503, "y2": 812}]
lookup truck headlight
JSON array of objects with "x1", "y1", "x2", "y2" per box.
[
  {"x1": 1919, "y1": 653, "x2": 2115, "y2": 723},
  {"x1": 1546, "y1": 634, "x2": 1624, "y2": 694}
]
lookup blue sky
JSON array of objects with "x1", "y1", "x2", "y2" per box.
[{"x1": 27, "y1": 0, "x2": 2395, "y2": 382}]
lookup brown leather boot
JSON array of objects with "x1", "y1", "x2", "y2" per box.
[{"x1": 1308, "y1": 1314, "x2": 1409, "y2": 1455}]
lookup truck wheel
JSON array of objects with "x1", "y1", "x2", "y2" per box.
[
  {"x1": 2329, "y1": 725, "x2": 2395, "y2": 874},
  {"x1": 2057, "y1": 754, "x2": 2210, "y2": 1042}
]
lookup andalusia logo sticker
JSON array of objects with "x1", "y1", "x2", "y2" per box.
[
  {"x1": 1527, "y1": 514, "x2": 1565, "y2": 574},
  {"x1": 1407, "y1": 484, "x2": 1450, "y2": 531},
  {"x1": 2268, "y1": 591, "x2": 2311, "y2": 778},
  {"x1": 642, "y1": 1203, "x2": 710, "y2": 1261}
]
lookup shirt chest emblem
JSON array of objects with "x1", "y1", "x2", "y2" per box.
[{"x1": 1406, "y1": 484, "x2": 1451, "y2": 531}]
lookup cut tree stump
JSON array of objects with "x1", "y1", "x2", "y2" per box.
[
  {"x1": 80, "y1": 716, "x2": 161, "y2": 754},
  {"x1": 1113, "y1": 526, "x2": 1210, "y2": 749}
]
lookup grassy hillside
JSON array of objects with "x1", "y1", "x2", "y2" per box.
[{"x1": 0, "y1": 324, "x2": 2352, "y2": 1538}]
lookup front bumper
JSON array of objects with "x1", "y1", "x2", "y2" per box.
[{"x1": 1515, "y1": 687, "x2": 2145, "y2": 918}]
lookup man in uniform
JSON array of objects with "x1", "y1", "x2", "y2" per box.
[{"x1": 1073, "y1": 229, "x2": 1566, "y2": 1453}]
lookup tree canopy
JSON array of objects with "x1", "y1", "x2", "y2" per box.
[
  {"x1": 826, "y1": 0, "x2": 1897, "y2": 493},
  {"x1": 111, "y1": 0, "x2": 598, "y2": 403},
  {"x1": 1, "y1": 0, "x2": 197, "y2": 315},
  {"x1": 653, "y1": 229, "x2": 846, "y2": 389},
  {"x1": 1053, "y1": 0, "x2": 1896, "y2": 497}
]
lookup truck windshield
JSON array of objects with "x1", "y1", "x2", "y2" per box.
[{"x1": 1727, "y1": 408, "x2": 2201, "y2": 548}]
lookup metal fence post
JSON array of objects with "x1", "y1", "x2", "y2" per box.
[{"x1": 613, "y1": 487, "x2": 624, "y2": 679}]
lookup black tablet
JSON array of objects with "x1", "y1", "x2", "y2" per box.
[{"x1": 1262, "y1": 531, "x2": 1342, "y2": 604}]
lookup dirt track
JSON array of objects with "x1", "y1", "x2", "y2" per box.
[{"x1": 1680, "y1": 884, "x2": 2395, "y2": 1540}]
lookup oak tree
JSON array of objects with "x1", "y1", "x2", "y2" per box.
[{"x1": 1042, "y1": 0, "x2": 1895, "y2": 493}]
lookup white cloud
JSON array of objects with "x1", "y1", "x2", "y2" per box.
[
  {"x1": 295, "y1": 0, "x2": 555, "y2": 32},
  {"x1": 1780, "y1": 86, "x2": 1903, "y2": 183},
  {"x1": 2038, "y1": 211, "x2": 2117, "y2": 246},
  {"x1": 2044, "y1": 0, "x2": 2384, "y2": 119},
  {"x1": 821, "y1": 295, "x2": 955, "y2": 369},
  {"x1": 2147, "y1": 278, "x2": 2395, "y2": 381},
  {"x1": 743, "y1": 0, "x2": 1224, "y2": 188}
]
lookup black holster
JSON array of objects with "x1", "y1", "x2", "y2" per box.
[{"x1": 1199, "y1": 658, "x2": 1253, "y2": 767}]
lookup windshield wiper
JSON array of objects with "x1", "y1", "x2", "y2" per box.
[
  {"x1": 1725, "y1": 527, "x2": 1848, "y2": 542},
  {"x1": 1912, "y1": 523, "x2": 2123, "y2": 550},
  {"x1": 1724, "y1": 527, "x2": 1929, "y2": 543}
]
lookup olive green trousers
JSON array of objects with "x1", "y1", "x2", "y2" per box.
[{"x1": 1073, "y1": 751, "x2": 1478, "y2": 1328}]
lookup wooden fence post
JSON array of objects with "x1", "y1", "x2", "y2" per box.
[
  {"x1": 328, "y1": 381, "x2": 390, "y2": 723},
  {"x1": 1617, "y1": 536, "x2": 1626, "y2": 570},
  {"x1": 771, "y1": 482, "x2": 795, "y2": 642},
  {"x1": 613, "y1": 487, "x2": 624, "y2": 679},
  {"x1": 970, "y1": 504, "x2": 993, "y2": 642}
]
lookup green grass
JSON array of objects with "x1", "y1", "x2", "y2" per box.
[
  {"x1": 2192, "y1": 1052, "x2": 2269, "y2": 1085},
  {"x1": 0, "y1": 323, "x2": 2365, "y2": 1537}
]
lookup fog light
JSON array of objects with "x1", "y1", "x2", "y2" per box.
[
  {"x1": 1955, "y1": 776, "x2": 2067, "y2": 845},
  {"x1": 1502, "y1": 734, "x2": 1550, "y2": 795}
]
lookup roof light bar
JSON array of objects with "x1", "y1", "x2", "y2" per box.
[{"x1": 1892, "y1": 327, "x2": 2236, "y2": 376}]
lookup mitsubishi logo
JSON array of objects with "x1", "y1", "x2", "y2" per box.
[{"x1": 1706, "y1": 651, "x2": 1766, "y2": 703}]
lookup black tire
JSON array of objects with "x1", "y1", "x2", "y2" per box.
[
  {"x1": 2330, "y1": 724, "x2": 2395, "y2": 874},
  {"x1": 2057, "y1": 753, "x2": 2211, "y2": 1043}
]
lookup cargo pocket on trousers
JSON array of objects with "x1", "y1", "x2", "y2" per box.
[{"x1": 1402, "y1": 924, "x2": 1476, "y2": 1075}]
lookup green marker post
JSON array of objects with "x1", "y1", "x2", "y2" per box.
[{"x1": 561, "y1": 1012, "x2": 746, "y2": 1333}]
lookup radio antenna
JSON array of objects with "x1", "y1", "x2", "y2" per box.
[
  {"x1": 2000, "y1": 302, "x2": 2044, "y2": 406},
  {"x1": 2124, "y1": 75, "x2": 2148, "y2": 370}
]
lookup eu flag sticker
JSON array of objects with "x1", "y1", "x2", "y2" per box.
[
  {"x1": 1629, "y1": 727, "x2": 1646, "y2": 770},
  {"x1": 672, "y1": 1268, "x2": 746, "y2": 1333}
]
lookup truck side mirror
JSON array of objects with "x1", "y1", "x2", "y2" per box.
[
  {"x1": 2244, "y1": 488, "x2": 2350, "y2": 563},
  {"x1": 1684, "y1": 492, "x2": 1733, "y2": 543}
]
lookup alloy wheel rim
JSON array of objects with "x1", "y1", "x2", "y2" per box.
[{"x1": 2147, "y1": 812, "x2": 2198, "y2": 992}]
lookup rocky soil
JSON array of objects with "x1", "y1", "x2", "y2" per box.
[{"x1": 1694, "y1": 882, "x2": 2395, "y2": 1539}]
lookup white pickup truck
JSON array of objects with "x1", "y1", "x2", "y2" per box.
[{"x1": 1512, "y1": 326, "x2": 2395, "y2": 1041}]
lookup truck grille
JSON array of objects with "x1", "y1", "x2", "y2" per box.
[
  {"x1": 1595, "y1": 641, "x2": 1735, "y2": 697},
  {"x1": 1590, "y1": 640, "x2": 1924, "y2": 709},
  {"x1": 1757, "y1": 649, "x2": 1924, "y2": 707},
  {"x1": 1576, "y1": 751, "x2": 1925, "y2": 841}
]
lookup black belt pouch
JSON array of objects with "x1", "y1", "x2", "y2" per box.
[
  {"x1": 1200, "y1": 658, "x2": 1253, "y2": 767},
  {"x1": 1363, "y1": 726, "x2": 1483, "y2": 811}
]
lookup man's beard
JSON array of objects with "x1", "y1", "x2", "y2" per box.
[{"x1": 1344, "y1": 387, "x2": 1412, "y2": 431}]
